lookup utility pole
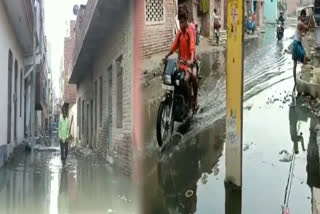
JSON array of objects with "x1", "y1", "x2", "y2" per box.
[{"x1": 225, "y1": 0, "x2": 244, "y2": 189}]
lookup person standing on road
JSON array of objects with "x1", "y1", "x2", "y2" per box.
[
  {"x1": 59, "y1": 107, "x2": 70, "y2": 162},
  {"x1": 292, "y1": 9, "x2": 311, "y2": 92},
  {"x1": 213, "y1": 9, "x2": 221, "y2": 37}
]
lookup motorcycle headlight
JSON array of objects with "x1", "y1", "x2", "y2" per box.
[{"x1": 163, "y1": 75, "x2": 171, "y2": 85}]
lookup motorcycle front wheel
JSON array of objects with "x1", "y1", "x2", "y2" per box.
[{"x1": 156, "y1": 102, "x2": 174, "y2": 147}]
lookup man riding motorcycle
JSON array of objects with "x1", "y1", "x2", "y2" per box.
[
  {"x1": 164, "y1": 5, "x2": 199, "y2": 114},
  {"x1": 276, "y1": 11, "x2": 285, "y2": 41},
  {"x1": 278, "y1": 11, "x2": 285, "y2": 26}
]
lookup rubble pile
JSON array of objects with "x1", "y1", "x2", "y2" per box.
[
  {"x1": 300, "y1": 96, "x2": 320, "y2": 118},
  {"x1": 38, "y1": 128, "x2": 50, "y2": 146},
  {"x1": 266, "y1": 90, "x2": 292, "y2": 105},
  {"x1": 74, "y1": 147, "x2": 94, "y2": 157},
  {"x1": 279, "y1": 150, "x2": 293, "y2": 162}
]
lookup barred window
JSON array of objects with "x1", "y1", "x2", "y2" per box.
[{"x1": 145, "y1": 0, "x2": 164, "y2": 24}]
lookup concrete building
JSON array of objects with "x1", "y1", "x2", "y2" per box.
[
  {"x1": 264, "y1": 0, "x2": 278, "y2": 24},
  {"x1": 0, "y1": 0, "x2": 46, "y2": 167},
  {"x1": 286, "y1": 0, "x2": 312, "y2": 17},
  {"x1": 178, "y1": 0, "x2": 225, "y2": 39},
  {"x1": 141, "y1": 0, "x2": 175, "y2": 58},
  {"x1": 142, "y1": 0, "x2": 225, "y2": 59},
  {"x1": 245, "y1": 0, "x2": 265, "y2": 27},
  {"x1": 69, "y1": 0, "x2": 138, "y2": 176},
  {"x1": 62, "y1": 20, "x2": 77, "y2": 146}
]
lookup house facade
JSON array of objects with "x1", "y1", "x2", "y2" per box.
[
  {"x1": 0, "y1": 0, "x2": 46, "y2": 167},
  {"x1": 69, "y1": 0, "x2": 139, "y2": 176}
]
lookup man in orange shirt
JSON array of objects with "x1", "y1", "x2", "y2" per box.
[{"x1": 165, "y1": 5, "x2": 199, "y2": 113}]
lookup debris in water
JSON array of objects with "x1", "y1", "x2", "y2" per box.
[
  {"x1": 279, "y1": 150, "x2": 293, "y2": 162},
  {"x1": 282, "y1": 207, "x2": 290, "y2": 214},
  {"x1": 244, "y1": 104, "x2": 253, "y2": 110},
  {"x1": 244, "y1": 144, "x2": 250, "y2": 151},
  {"x1": 185, "y1": 190, "x2": 194, "y2": 198},
  {"x1": 107, "y1": 209, "x2": 115, "y2": 214},
  {"x1": 118, "y1": 194, "x2": 131, "y2": 203},
  {"x1": 201, "y1": 173, "x2": 208, "y2": 184},
  {"x1": 107, "y1": 156, "x2": 114, "y2": 165}
]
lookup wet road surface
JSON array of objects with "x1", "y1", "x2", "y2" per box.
[
  {"x1": 0, "y1": 139, "x2": 139, "y2": 214},
  {"x1": 142, "y1": 22, "x2": 313, "y2": 213},
  {"x1": 243, "y1": 78, "x2": 320, "y2": 214}
]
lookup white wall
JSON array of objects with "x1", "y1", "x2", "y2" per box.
[
  {"x1": 0, "y1": 2, "x2": 26, "y2": 147},
  {"x1": 68, "y1": 103, "x2": 77, "y2": 147}
]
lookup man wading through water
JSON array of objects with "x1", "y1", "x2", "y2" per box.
[
  {"x1": 59, "y1": 107, "x2": 71, "y2": 163},
  {"x1": 292, "y1": 9, "x2": 311, "y2": 93},
  {"x1": 165, "y1": 5, "x2": 199, "y2": 114}
]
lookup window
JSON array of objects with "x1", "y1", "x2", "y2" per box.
[
  {"x1": 99, "y1": 76, "x2": 103, "y2": 127},
  {"x1": 116, "y1": 57, "x2": 123, "y2": 128},
  {"x1": 145, "y1": 0, "x2": 164, "y2": 24},
  {"x1": 77, "y1": 97, "x2": 81, "y2": 140},
  {"x1": 20, "y1": 69, "x2": 23, "y2": 117}
]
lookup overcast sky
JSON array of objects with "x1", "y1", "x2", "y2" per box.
[{"x1": 44, "y1": 0, "x2": 87, "y2": 99}]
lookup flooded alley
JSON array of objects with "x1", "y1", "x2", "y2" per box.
[
  {"x1": 2, "y1": 0, "x2": 319, "y2": 212},
  {"x1": 0, "y1": 138, "x2": 139, "y2": 214},
  {"x1": 141, "y1": 20, "x2": 318, "y2": 213}
]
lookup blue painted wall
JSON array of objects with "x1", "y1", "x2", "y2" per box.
[{"x1": 264, "y1": 0, "x2": 278, "y2": 23}]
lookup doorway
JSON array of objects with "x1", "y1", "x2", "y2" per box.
[
  {"x1": 90, "y1": 99, "x2": 94, "y2": 149},
  {"x1": 7, "y1": 51, "x2": 13, "y2": 144},
  {"x1": 14, "y1": 60, "x2": 18, "y2": 141}
]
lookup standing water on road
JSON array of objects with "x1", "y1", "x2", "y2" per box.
[
  {"x1": 0, "y1": 139, "x2": 139, "y2": 214},
  {"x1": 142, "y1": 23, "x2": 306, "y2": 213}
]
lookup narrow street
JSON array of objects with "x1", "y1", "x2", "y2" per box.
[
  {"x1": 243, "y1": 78, "x2": 319, "y2": 214},
  {"x1": 141, "y1": 19, "x2": 319, "y2": 213},
  {"x1": 242, "y1": 25, "x2": 320, "y2": 213},
  {"x1": 0, "y1": 137, "x2": 139, "y2": 214}
]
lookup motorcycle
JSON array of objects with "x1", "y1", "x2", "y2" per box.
[
  {"x1": 156, "y1": 58, "x2": 201, "y2": 147},
  {"x1": 277, "y1": 22, "x2": 284, "y2": 41}
]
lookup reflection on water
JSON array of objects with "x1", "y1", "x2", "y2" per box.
[
  {"x1": 225, "y1": 183, "x2": 242, "y2": 214},
  {"x1": 288, "y1": 101, "x2": 320, "y2": 191},
  {"x1": 0, "y1": 149, "x2": 139, "y2": 214},
  {"x1": 142, "y1": 119, "x2": 228, "y2": 214},
  {"x1": 288, "y1": 101, "x2": 320, "y2": 213}
]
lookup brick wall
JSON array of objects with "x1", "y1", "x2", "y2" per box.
[
  {"x1": 64, "y1": 21, "x2": 77, "y2": 105},
  {"x1": 141, "y1": 0, "x2": 175, "y2": 58},
  {"x1": 75, "y1": 1, "x2": 134, "y2": 176}
]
